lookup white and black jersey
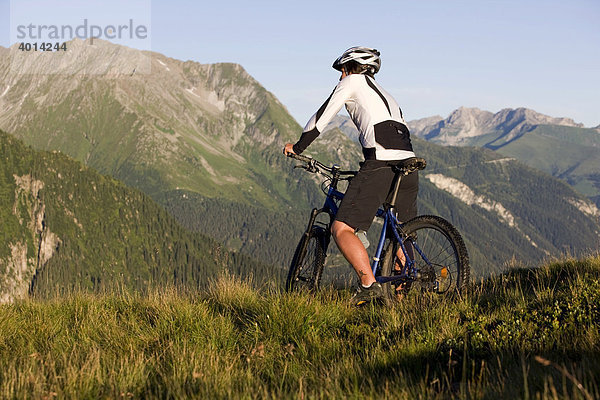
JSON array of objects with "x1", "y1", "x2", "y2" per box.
[{"x1": 293, "y1": 74, "x2": 415, "y2": 161}]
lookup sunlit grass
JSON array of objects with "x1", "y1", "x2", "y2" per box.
[{"x1": 0, "y1": 255, "x2": 598, "y2": 398}]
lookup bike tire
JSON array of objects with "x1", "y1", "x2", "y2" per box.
[
  {"x1": 286, "y1": 227, "x2": 327, "y2": 292},
  {"x1": 381, "y1": 215, "x2": 470, "y2": 299}
]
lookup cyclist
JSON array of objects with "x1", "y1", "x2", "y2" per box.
[{"x1": 283, "y1": 46, "x2": 419, "y2": 306}]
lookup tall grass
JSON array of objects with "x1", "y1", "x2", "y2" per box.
[{"x1": 0, "y1": 256, "x2": 599, "y2": 399}]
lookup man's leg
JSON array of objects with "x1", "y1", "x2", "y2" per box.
[
  {"x1": 331, "y1": 220, "x2": 375, "y2": 287},
  {"x1": 395, "y1": 248, "x2": 406, "y2": 271}
]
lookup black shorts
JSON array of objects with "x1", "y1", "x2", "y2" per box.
[{"x1": 335, "y1": 160, "x2": 418, "y2": 232}]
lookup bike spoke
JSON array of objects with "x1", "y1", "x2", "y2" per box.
[{"x1": 382, "y1": 216, "x2": 469, "y2": 297}]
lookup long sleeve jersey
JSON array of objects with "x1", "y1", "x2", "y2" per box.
[{"x1": 293, "y1": 73, "x2": 415, "y2": 161}]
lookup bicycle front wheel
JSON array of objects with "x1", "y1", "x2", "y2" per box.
[
  {"x1": 381, "y1": 215, "x2": 470, "y2": 297},
  {"x1": 286, "y1": 227, "x2": 328, "y2": 292}
]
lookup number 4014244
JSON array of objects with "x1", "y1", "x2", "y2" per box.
[{"x1": 18, "y1": 42, "x2": 67, "y2": 52}]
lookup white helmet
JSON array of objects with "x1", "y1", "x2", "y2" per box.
[{"x1": 332, "y1": 47, "x2": 381, "y2": 75}]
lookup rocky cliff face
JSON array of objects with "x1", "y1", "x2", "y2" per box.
[
  {"x1": 409, "y1": 107, "x2": 584, "y2": 145},
  {"x1": 0, "y1": 174, "x2": 60, "y2": 303},
  {"x1": 0, "y1": 130, "x2": 275, "y2": 301}
]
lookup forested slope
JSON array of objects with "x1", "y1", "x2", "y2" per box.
[{"x1": 0, "y1": 130, "x2": 278, "y2": 302}]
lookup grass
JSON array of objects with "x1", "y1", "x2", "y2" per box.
[{"x1": 0, "y1": 256, "x2": 599, "y2": 399}]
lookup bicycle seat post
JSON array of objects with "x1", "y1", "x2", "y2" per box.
[{"x1": 386, "y1": 172, "x2": 403, "y2": 210}]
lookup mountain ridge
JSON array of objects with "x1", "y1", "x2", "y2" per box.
[
  {"x1": 410, "y1": 106, "x2": 585, "y2": 145},
  {"x1": 1, "y1": 39, "x2": 299, "y2": 206},
  {"x1": 404, "y1": 107, "x2": 600, "y2": 204}
]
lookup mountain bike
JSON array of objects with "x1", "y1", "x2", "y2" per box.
[{"x1": 285, "y1": 153, "x2": 470, "y2": 301}]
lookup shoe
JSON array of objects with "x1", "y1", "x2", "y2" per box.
[{"x1": 350, "y1": 282, "x2": 384, "y2": 306}]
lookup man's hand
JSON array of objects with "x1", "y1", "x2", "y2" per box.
[{"x1": 283, "y1": 143, "x2": 296, "y2": 156}]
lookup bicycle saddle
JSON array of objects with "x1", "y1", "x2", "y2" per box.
[{"x1": 391, "y1": 157, "x2": 427, "y2": 176}]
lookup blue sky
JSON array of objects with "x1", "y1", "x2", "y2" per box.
[{"x1": 1, "y1": 0, "x2": 599, "y2": 127}]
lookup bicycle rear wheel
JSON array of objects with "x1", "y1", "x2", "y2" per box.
[
  {"x1": 286, "y1": 227, "x2": 328, "y2": 292},
  {"x1": 381, "y1": 215, "x2": 469, "y2": 299}
]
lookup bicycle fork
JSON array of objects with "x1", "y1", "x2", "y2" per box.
[{"x1": 302, "y1": 207, "x2": 332, "y2": 248}]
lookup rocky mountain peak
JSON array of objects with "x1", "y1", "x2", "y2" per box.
[
  {"x1": 447, "y1": 107, "x2": 494, "y2": 125},
  {"x1": 408, "y1": 106, "x2": 587, "y2": 145},
  {"x1": 444, "y1": 107, "x2": 493, "y2": 133},
  {"x1": 407, "y1": 115, "x2": 443, "y2": 135},
  {"x1": 493, "y1": 107, "x2": 582, "y2": 128}
]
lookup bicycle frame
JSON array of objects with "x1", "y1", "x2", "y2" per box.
[{"x1": 303, "y1": 177, "x2": 428, "y2": 286}]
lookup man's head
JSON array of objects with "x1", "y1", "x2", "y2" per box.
[{"x1": 332, "y1": 47, "x2": 381, "y2": 77}]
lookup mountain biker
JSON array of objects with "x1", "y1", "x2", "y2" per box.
[{"x1": 283, "y1": 46, "x2": 419, "y2": 306}]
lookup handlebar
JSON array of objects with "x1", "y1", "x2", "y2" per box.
[
  {"x1": 287, "y1": 153, "x2": 427, "y2": 177},
  {"x1": 287, "y1": 153, "x2": 357, "y2": 177}
]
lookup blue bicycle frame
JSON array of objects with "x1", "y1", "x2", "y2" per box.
[{"x1": 307, "y1": 180, "x2": 428, "y2": 286}]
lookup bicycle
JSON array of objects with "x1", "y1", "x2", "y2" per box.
[{"x1": 285, "y1": 153, "x2": 470, "y2": 302}]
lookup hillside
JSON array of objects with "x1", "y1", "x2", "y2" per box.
[
  {"x1": 0, "y1": 130, "x2": 277, "y2": 302},
  {"x1": 0, "y1": 255, "x2": 598, "y2": 398},
  {"x1": 408, "y1": 138, "x2": 599, "y2": 275},
  {"x1": 1, "y1": 40, "x2": 599, "y2": 275},
  {"x1": 0, "y1": 38, "x2": 325, "y2": 209},
  {"x1": 408, "y1": 107, "x2": 600, "y2": 205}
]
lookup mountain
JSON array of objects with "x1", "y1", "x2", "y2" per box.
[
  {"x1": 0, "y1": 38, "x2": 361, "y2": 263},
  {"x1": 405, "y1": 115, "x2": 444, "y2": 137},
  {"x1": 413, "y1": 138, "x2": 600, "y2": 271},
  {"x1": 1, "y1": 39, "x2": 296, "y2": 206},
  {"x1": 324, "y1": 115, "x2": 362, "y2": 142},
  {"x1": 409, "y1": 107, "x2": 584, "y2": 145},
  {"x1": 0, "y1": 130, "x2": 275, "y2": 302},
  {"x1": 1, "y1": 40, "x2": 599, "y2": 277},
  {"x1": 406, "y1": 107, "x2": 600, "y2": 205},
  {"x1": 0, "y1": 39, "x2": 362, "y2": 210}
]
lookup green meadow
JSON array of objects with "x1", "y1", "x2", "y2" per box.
[{"x1": 1, "y1": 256, "x2": 598, "y2": 399}]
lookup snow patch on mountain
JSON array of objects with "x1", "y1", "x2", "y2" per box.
[
  {"x1": 486, "y1": 157, "x2": 515, "y2": 165},
  {"x1": 185, "y1": 87, "x2": 200, "y2": 97},
  {"x1": 1, "y1": 85, "x2": 9, "y2": 97}
]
